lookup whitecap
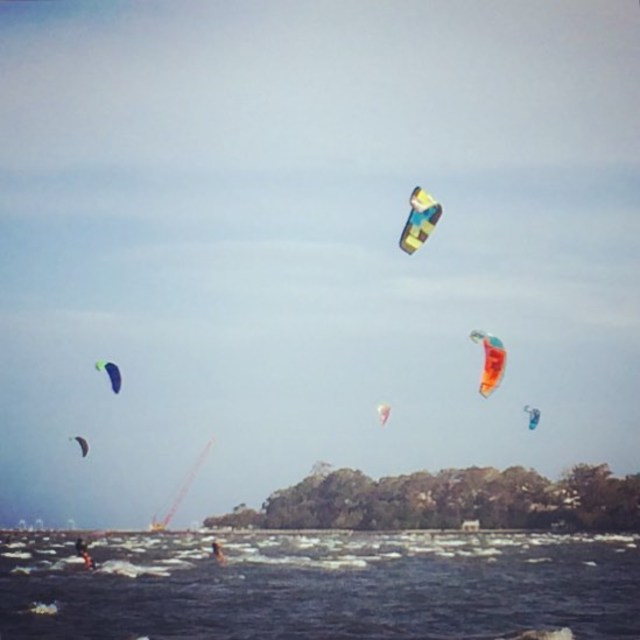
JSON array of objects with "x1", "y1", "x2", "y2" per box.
[
  {"x1": 437, "y1": 539, "x2": 468, "y2": 548},
  {"x1": 506, "y1": 626, "x2": 575, "y2": 639},
  {"x1": 256, "y1": 538, "x2": 283, "y2": 549},
  {"x1": 473, "y1": 547, "x2": 502, "y2": 557},
  {"x1": 97, "y1": 559, "x2": 171, "y2": 578},
  {"x1": 174, "y1": 549, "x2": 205, "y2": 560},
  {"x1": 5, "y1": 541, "x2": 27, "y2": 549},
  {"x1": 294, "y1": 536, "x2": 322, "y2": 549},
  {"x1": 407, "y1": 545, "x2": 436, "y2": 555},
  {"x1": 239, "y1": 553, "x2": 310, "y2": 567},
  {"x1": 231, "y1": 544, "x2": 260, "y2": 556},
  {"x1": 11, "y1": 566, "x2": 34, "y2": 575},
  {"x1": 3, "y1": 551, "x2": 32, "y2": 559},
  {"x1": 547, "y1": 628, "x2": 575, "y2": 640},
  {"x1": 481, "y1": 535, "x2": 516, "y2": 547},
  {"x1": 49, "y1": 556, "x2": 86, "y2": 571},
  {"x1": 321, "y1": 557, "x2": 368, "y2": 570},
  {"x1": 594, "y1": 533, "x2": 636, "y2": 544},
  {"x1": 29, "y1": 601, "x2": 60, "y2": 615},
  {"x1": 525, "y1": 557, "x2": 552, "y2": 564},
  {"x1": 159, "y1": 558, "x2": 195, "y2": 569}
]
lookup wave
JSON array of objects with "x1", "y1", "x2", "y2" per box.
[
  {"x1": 96, "y1": 560, "x2": 173, "y2": 578},
  {"x1": 28, "y1": 601, "x2": 60, "y2": 616}
]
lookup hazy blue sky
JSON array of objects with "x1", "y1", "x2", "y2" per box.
[{"x1": 1, "y1": 1, "x2": 639, "y2": 530}]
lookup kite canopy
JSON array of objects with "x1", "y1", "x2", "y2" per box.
[
  {"x1": 95, "y1": 360, "x2": 121, "y2": 394},
  {"x1": 399, "y1": 186, "x2": 443, "y2": 255},
  {"x1": 469, "y1": 330, "x2": 507, "y2": 398},
  {"x1": 524, "y1": 405, "x2": 541, "y2": 430},
  {"x1": 71, "y1": 436, "x2": 89, "y2": 458},
  {"x1": 377, "y1": 403, "x2": 391, "y2": 426}
]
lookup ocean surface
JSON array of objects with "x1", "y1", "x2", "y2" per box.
[{"x1": 1, "y1": 529, "x2": 639, "y2": 639}]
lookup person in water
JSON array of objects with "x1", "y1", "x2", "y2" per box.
[
  {"x1": 211, "y1": 540, "x2": 227, "y2": 565},
  {"x1": 75, "y1": 537, "x2": 96, "y2": 570}
]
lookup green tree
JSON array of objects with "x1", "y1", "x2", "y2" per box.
[
  {"x1": 559, "y1": 463, "x2": 616, "y2": 530},
  {"x1": 204, "y1": 462, "x2": 640, "y2": 533}
]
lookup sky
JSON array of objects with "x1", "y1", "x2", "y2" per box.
[{"x1": 1, "y1": 0, "x2": 639, "y2": 531}]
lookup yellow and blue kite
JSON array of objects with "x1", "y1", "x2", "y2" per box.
[{"x1": 399, "y1": 186, "x2": 443, "y2": 255}]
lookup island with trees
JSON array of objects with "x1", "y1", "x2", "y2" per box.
[{"x1": 203, "y1": 462, "x2": 640, "y2": 532}]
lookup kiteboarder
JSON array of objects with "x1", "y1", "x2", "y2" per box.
[
  {"x1": 211, "y1": 540, "x2": 227, "y2": 565},
  {"x1": 75, "y1": 537, "x2": 96, "y2": 570}
]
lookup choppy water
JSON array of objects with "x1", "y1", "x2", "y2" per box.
[{"x1": 1, "y1": 529, "x2": 639, "y2": 639}]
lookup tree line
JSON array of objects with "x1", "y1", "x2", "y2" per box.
[{"x1": 203, "y1": 463, "x2": 640, "y2": 532}]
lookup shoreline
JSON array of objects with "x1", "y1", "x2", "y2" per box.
[{"x1": 1, "y1": 527, "x2": 582, "y2": 536}]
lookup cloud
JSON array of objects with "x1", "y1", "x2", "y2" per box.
[
  {"x1": 2, "y1": 2, "x2": 639, "y2": 176},
  {"x1": 2, "y1": 1, "x2": 639, "y2": 527}
]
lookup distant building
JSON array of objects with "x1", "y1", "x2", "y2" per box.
[{"x1": 461, "y1": 519, "x2": 480, "y2": 532}]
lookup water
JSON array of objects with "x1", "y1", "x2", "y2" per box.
[{"x1": 1, "y1": 530, "x2": 639, "y2": 639}]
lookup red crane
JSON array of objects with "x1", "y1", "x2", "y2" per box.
[{"x1": 150, "y1": 437, "x2": 215, "y2": 531}]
